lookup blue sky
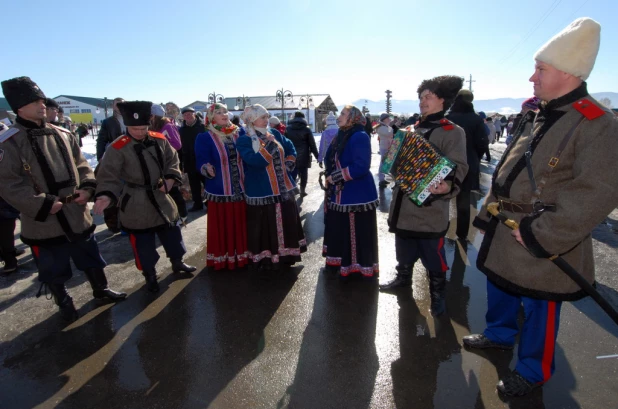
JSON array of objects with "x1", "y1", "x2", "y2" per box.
[{"x1": 2, "y1": 0, "x2": 616, "y2": 107}]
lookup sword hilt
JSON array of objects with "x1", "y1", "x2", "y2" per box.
[{"x1": 487, "y1": 202, "x2": 520, "y2": 230}]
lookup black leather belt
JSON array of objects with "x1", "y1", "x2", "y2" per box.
[
  {"x1": 126, "y1": 180, "x2": 163, "y2": 190},
  {"x1": 498, "y1": 199, "x2": 556, "y2": 214}
]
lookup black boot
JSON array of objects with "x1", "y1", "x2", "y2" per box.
[
  {"x1": 428, "y1": 270, "x2": 446, "y2": 316},
  {"x1": 300, "y1": 187, "x2": 307, "y2": 197},
  {"x1": 171, "y1": 259, "x2": 197, "y2": 274},
  {"x1": 0, "y1": 249, "x2": 18, "y2": 276},
  {"x1": 142, "y1": 268, "x2": 160, "y2": 293},
  {"x1": 84, "y1": 268, "x2": 127, "y2": 301},
  {"x1": 46, "y1": 283, "x2": 79, "y2": 322},
  {"x1": 188, "y1": 203, "x2": 204, "y2": 212},
  {"x1": 379, "y1": 264, "x2": 412, "y2": 292}
]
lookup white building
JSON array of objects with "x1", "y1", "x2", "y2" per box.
[{"x1": 53, "y1": 95, "x2": 115, "y2": 125}]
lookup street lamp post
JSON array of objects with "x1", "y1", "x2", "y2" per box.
[
  {"x1": 298, "y1": 95, "x2": 315, "y2": 130},
  {"x1": 208, "y1": 92, "x2": 225, "y2": 108},
  {"x1": 275, "y1": 89, "x2": 293, "y2": 122},
  {"x1": 234, "y1": 95, "x2": 251, "y2": 110}
]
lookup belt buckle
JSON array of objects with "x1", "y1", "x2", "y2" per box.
[
  {"x1": 65, "y1": 193, "x2": 79, "y2": 204},
  {"x1": 532, "y1": 200, "x2": 546, "y2": 214}
]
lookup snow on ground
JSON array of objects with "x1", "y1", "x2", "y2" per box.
[{"x1": 81, "y1": 133, "x2": 98, "y2": 169}]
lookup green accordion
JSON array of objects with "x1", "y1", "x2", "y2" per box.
[{"x1": 380, "y1": 128, "x2": 456, "y2": 206}]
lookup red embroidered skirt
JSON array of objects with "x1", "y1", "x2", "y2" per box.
[{"x1": 206, "y1": 200, "x2": 249, "y2": 270}]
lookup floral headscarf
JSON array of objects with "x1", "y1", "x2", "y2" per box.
[
  {"x1": 339, "y1": 105, "x2": 366, "y2": 131},
  {"x1": 240, "y1": 104, "x2": 270, "y2": 136},
  {"x1": 206, "y1": 103, "x2": 238, "y2": 138}
]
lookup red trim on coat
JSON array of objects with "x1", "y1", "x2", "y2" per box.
[
  {"x1": 31, "y1": 246, "x2": 40, "y2": 259},
  {"x1": 541, "y1": 301, "x2": 557, "y2": 383},
  {"x1": 437, "y1": 237, "x2": 448, "y2": 272},
  {"x1": 211, "y1": 132, "x2": 232, "y2": 195},
  {"x1": 342, "y1": 167, "x2": 352, "y2": 181},
  {"x1": 129, "y1": 234, "x2": 143, "y2": 271}
]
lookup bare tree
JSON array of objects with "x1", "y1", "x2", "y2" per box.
[{"x1": 599, "y1": 97, "x2": 612, "y2": 108}]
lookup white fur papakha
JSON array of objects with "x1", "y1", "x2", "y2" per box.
[{"x1": 534, "y1": 17, "x2": 600, "y2": 81}]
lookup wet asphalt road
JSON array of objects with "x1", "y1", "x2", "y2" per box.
[{"x1": 1, "y1": 139, "x2": 617, "y2": 409}]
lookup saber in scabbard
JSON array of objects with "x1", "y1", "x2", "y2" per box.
[{"x1": 487, "y1": 202, "x2": 618, "y2": 326}]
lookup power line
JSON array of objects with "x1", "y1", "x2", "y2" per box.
[
  {"x1": 506, "y1": 0, "x2": 594, "y2": 73},
  {"x1": 497, "y1": 0, "x2": 563, "y2": 66}
]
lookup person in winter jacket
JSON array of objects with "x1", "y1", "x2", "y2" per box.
[
  {"x1": 380, "y1": 75, "x2": 468, "y2": 318},
  {"x1": 0, "y1": 77, "x2": 126, "y2": 322},
  {"x1": 237, "y1": 104, "x2": 306, "y2": 275},
  {"x1": 94, "y1": 101, "x2": 196, "y2": 293},
  {"x1": 447, "y1": 90, "x2": 488, "y2": 239},
  {"x1": 268, "y1": 116, "x2": 286, "y2": 136},
  {"x1": 318, "y1": 111, "x2": 338, "y2": 165},
  {"x1": 464, "y1": 18, "x2": 618, "y2": 397},
  {"x1": 285, "y1": 111, "x2": 319, "y2": 197},
  {"x1": 179, "y1": 107, "x2": 207, "y2": 211},
  {"x1": 0, "y1": 196, "x2": 20, "y2": 275},
  {"x1": 376, "y1": 112, "x2": 394, "y2": 188},
  {"x1": 322, "y1": 105, "x2": 379, "y2": 279}
]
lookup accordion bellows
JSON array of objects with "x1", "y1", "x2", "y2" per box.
[{"x1": 381, "y1": 128, "x2": 456, "y2": 206}]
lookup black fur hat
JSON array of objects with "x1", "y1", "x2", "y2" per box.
[
  {"x1": 117, "y1": 101, "x2": 153, "y2": 126},
  {"x1": 1, "y1": 76, "x2": 46, "y2": 112},
  {"x1": 45, "y1": 98, "x2": 59, "y2": 109},
  {"x1": 417, "y1": 75, "x2": 464, "y2": 111}
]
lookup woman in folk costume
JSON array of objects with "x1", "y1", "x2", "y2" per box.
[
  {"x1": 195, "y1": 103, "x2": 248, "y2": 271},
  {"x1": 236, "y1": 104, "x2": 306, "y2": 274},
  {"x1": 94, "y1": 101, "x2": 196, "y2": 293},
  {"x1": 322, "y1": 105, "x2": 379, "y2": 279}
]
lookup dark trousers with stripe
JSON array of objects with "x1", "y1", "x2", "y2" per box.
[
  {"x1": 128, "y1": 226, "x2": 186, "y2": 271},
  {"x1": 290, "y1": 167, "x2": 309, "y2": 190},
  {"x1": 31, "y1": 236, "x2": 107, "y2": 284},
  {"x1": 483, "y1": 280, "x2": 562, "y2": 384},
  {"x1": 395, "y1": 235, "x2": 448, "y2": 272}
]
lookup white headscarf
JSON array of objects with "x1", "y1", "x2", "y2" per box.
[
  {"x1": 240, "y1": 104, "x2": 269, "y2": 136},
  {"x1": 241, "y1": 104, "x2": 272, "y2": 152}
]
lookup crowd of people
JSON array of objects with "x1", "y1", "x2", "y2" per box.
[{"x1": 1, "y1": 17, "x2": 617, "y2": 398}]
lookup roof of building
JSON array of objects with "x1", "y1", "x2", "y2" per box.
[
  {"x1": 53, "y1": 95, "x2": 113, "y2": 108},
  {"x1": 183, "y1": 94, "x2": 336, "y2": 112}
]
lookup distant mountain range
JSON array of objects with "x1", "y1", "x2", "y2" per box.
[{"x1": 341, "y1": 92, "x2": 618, "y2": 116}]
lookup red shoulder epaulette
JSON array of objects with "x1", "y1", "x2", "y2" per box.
[
  {"x1": 439, "y1": 118, "x2": 454, "y2": 130},
  {"x1": 112, "y1": 135, "x2": 131, "y2": 150},
  {"x1": 148, "y1": 131, "x2": 166, "y2": 140},
  {"x1": 573, "y1": 98, "x2": 605, "y2": 120}
]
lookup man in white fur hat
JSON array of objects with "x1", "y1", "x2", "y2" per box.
[{"x1": 463, "y1": 18, "x2": 618, "y2": 396}]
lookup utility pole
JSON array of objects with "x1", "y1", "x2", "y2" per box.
[
  {"x1": 466, "y1": 74, "x2": 475, "y2": 92},
  {"x1": 385, "y1": 90, "x2": 392, "y2": 114}
]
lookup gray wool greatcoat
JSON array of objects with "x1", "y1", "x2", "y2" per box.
[
  {"x1": 473, "y1": 85, "x2": 618, "y2": 301},
  {"x1": 0, "y1": 120, "x2": 97, "y2": 245},
  {"x1": 388, "y1": 117, "x2": 469, "y2": 238},
  {"x1": 95, "y1": 132, "x2": 182, "y2": 233}
]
